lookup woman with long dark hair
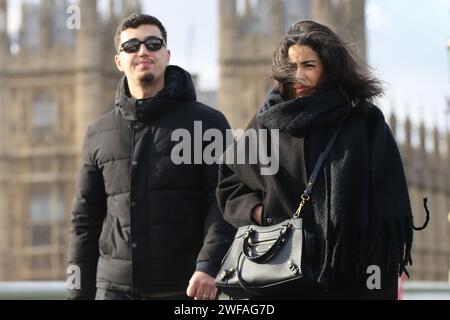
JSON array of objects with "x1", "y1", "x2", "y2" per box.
[{"x1": 217, "y1": 21, "x2": 415, "y2": 299}]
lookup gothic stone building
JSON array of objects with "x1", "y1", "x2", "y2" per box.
[
  {"x1": 0, "y1": 0, "x2": 214, "y2": 281},
  {"x1": 0, "y1": 0, "x2": 140, "y2": 280}
]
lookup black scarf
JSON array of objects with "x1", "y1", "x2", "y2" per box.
[
  {"x1": 257, "y1": 88, "x2": 352, "y2": 134},
  {"x1": 256, "y1": 88, "x2": 414, "y2": 287}
]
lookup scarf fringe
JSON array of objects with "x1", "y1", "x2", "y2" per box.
[
  {"x1": 401, "y1": 197, "x2": 430, "y2": 277},
  {"x1": 413, "y1": 198, "x2": 430, "y2": 231},
  {"x1": 331, "y1": 197, "x2": 429, "y2": 282}
]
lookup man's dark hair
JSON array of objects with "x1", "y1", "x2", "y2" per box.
[
  {"x1": 114, "y1": 13, "x2": 168, "y2": 51},
  {"x1": 272, "y1": 20, "x2": 383, "y2": 104}
]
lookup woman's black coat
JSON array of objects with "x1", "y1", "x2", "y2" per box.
[{"x1": 216, "y1": 89, "x2": 414, "y2": 299}]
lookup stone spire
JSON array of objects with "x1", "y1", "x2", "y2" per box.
[
  {"x1": 312, "y1": 0, "x2": 366, "y2": 60},
  {"x1": 419, "y1": 121, "x2": 426, "y2": 157},
  {"x1": 0, "y1": 0, "x2": 8, "y2": 59},
  {"x1": 218, "y1": 0, "x2": 238, "y2": 128},
  {"x1": 447, "y1": 129, "x2": 450, "y2": 161},
  {"x1": 76, "y1": 0, "x2": 101, "y2": 67},
  {"x1": 404, "y1": 116, "x2": 412, "y2": 153},
  {"x1": 244, "y1": 0, "x2": 252, "y2": 17},
  {"x1": 0, "y1": 0, "x2": 6, "y2": 157},
  {"x1": 433, "y1": 126, "x2": 441, "y2": 159},
  {"x1": 109, "y1": 0, "x2": 116, "y2": 21},
  {"x1": 271, "y1": 0, "x2": 284, "y2": 45},
  {"x1": 39, "y1": 0, "x2": 53, "y2": 51},
  {"x1": 345, "y1": 0, "x2": 366, "y2": 60},
  {"x1": 122, "y1": 0, "x2": 141, "y2": 18},
  {"x1": 219, "y1": 0, "x2": 236, "y2": 61},
  {"x1": 74, "y1": 0, "x2": 103, "y2": 150},
  {"x1": 0, "y1": 0, "x2": 7, "y2": 35},
  {"x1": 389, "y1": 113, "x2": 397, "y2": 138},
  {"x1": 312, "y1": 0, "x2": 333, "y2": 26},
  {"x1": 19, "y1": 1, "x2": 30, "y2": 52},
  {"x1": 106, "y1": 0, "x2": 119, "y2": 52}
]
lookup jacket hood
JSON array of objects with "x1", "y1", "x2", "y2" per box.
[{"x1": 115, "y1": 65, "x2": 197, "y2": 121}]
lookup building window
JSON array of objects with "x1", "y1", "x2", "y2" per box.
[
  {"x1": 29, "y1": 186, "x2": 65, "y2": 246},
  {"x1": 31, "y1": 224, "x2": 51, "y2": 247},
  {"x1": 32, "y1": 94, "x2": 57, "y2": 133}
]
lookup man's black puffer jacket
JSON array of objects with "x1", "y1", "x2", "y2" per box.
[{"x1": 68, "y1": 66, "x2": 235, "y2": 299}]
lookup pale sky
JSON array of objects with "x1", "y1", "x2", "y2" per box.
[
  {"x1": 366, "y1": 0, "x2": 450, "y2": 132},
  {"x1": 7, "y1": 0, "x2": 450, "y2": 130}
]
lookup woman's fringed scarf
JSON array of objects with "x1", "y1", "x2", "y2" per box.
[{"x1": 257, "y1": 87, "x2": 415, "y2": 287}]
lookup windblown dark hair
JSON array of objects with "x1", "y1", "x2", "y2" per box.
[
  {"x1": 272, "y1": 20, "x2": 383, "y2": 104},
  {"x1": 114, "y1": 13, "x2": 167, "y2": 52}
]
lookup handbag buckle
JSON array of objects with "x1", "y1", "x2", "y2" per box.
[
  {"x1": 287, "y1": 259, "x2": 300, "y2": 275},
  {"x1": 243, "y1": 228, "x2": 254, "y2": 240},
  {"x1": 280, "y1": 224, "x2": 291, "y2": 235},
  {"x1": 220, "y1": 268, "x2": 236, "y2": 281}
]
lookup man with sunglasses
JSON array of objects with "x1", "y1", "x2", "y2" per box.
[{"x1": 67, "y1": 13, "x2": 234, "y2": 300}]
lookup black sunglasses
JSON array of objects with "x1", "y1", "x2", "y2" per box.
[{"x1": 119, "y1": 36, "x2": 166, "y2": 53}]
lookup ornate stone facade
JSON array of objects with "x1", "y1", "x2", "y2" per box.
[{"x1": 0, "y1": 0, "x2": 140, "y2": 280}]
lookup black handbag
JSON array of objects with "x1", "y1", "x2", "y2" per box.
[{"x1": 215, "y1": 127, "x2": 342, "y2": 299}]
